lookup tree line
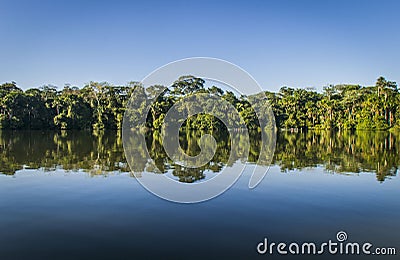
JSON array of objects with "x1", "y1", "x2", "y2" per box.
[
  {"x1": 267, "y1": 76, "x2": 399, "y2": 130},
  {"x1": 0, "y1": 76, "x2": 399, "y2": 130}
]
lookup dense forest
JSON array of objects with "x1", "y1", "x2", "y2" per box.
[{"x1": 0, "y1": 76, "x2": 399, "y2": 130}]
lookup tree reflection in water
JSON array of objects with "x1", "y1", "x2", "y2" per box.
[{"x1": 0, "y1": 130, "x2": 398, "y2": 182}]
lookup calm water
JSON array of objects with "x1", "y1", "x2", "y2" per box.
[{"x1": 0, "y1": 130, "x2": 399, "y2": 259}]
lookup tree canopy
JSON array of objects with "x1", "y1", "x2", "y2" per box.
[{"x1": 0, "y1": 76, "x2": 398, "y2": 130}]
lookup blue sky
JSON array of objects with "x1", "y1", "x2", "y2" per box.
[{"x1": 1, "y1": 0, "x2": 400, "y2": 92}]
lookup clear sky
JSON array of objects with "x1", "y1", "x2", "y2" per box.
[{"x1": 1, "y1": 0, "x2": 399, "y2": 92}]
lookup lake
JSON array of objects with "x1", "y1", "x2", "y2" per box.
[{"x1": 0, "y1": 130, "x2": 399, "y2": 259}]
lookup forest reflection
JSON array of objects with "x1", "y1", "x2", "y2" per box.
[{"x1": 0, "y1": 130, "x2": 398, "y2": 182}]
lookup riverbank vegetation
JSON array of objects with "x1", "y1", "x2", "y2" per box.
[{"x1": 0, "y1": 76, "x2": 398, "y2": 130}]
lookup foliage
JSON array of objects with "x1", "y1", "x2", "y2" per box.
[
  {"x1": 272, "y1": 77, "x2": 398, "y2": 130},
  {"x1": 0, "y1": 76, "x2": 398, "y2": 130}
]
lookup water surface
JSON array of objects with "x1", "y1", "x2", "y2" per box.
[{"x1": 0, "y1": 130, "x2": 399, "y2": 259}]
